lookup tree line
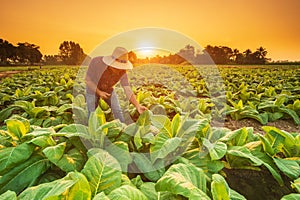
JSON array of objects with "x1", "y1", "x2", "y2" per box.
[
  {"x1": 0, "y1": 38, "x2": 274, "y2": 66},
  {"x1": 0, "y1": 39, "x2": 90, "y2": 66},
  {"x1": 0, "y1": 39, "x2": 42, "y2": 65},
  {"x1": 129, "y1": 44, "x2": 271, "y2": 65}
]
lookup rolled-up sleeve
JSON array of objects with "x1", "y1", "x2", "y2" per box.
[
  {"x1": 120, "y1": 73, "x2": 133, "y2": 100},
  {"x1": 85, "y1": 57, "x2": 105, "y2": 94}
]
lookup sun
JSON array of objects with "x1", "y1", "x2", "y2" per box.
[{"x1": 135, "y1": 48, "x2": 156, "y2": 58}]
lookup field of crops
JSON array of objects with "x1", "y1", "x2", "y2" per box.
[{"x1": 0, "y1": 65, "x2": 299, "y2": 200}]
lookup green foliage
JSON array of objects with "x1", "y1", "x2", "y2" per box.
[
  {"x1": 0, "y1": 65, "x2": 299, "y2": 199},
  {"x1": 107, "y1": 185, "x2": 148, "y2": 200},
  {"x1": 155, "y1": 163, "x2": 210, "y2": 199},
  {"x1": 0, "y1": 190, "x2": 17, "y2": 200},
  {"x1": 81, "y1": 148, "x2": 122, "y2": 196},
  {"x1": 0, "y1": 154, "x2": 50, "y2": 194}
]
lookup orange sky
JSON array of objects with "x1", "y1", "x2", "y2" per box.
[{"x1": 1, "y1": 0, "x2": 300, "y2": 61}]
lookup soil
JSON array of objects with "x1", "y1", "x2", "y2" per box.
[
  {"x1": 223, "y1": 168, "x2": 294, "y2": 200},
  {"x1": 0, "y1": 70, "x2": 23, "y2": 79},
  {"x1": 213, "y1": 116, "x2": 299, "y2": 134}
]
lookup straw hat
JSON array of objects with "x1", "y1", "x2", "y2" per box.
[{"x1": 102, "y1": 47, "x2": 133, "y2": 70}]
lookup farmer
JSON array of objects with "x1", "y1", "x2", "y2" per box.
[{"x1": 85, "y1": 46, "x2": 147, "y2": 122}]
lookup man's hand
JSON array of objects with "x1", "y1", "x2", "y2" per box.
[
  {"x1": 137, "y1": 105, "x2": 148, "y2": 114},
  {"x1": 98, "y1": 90, "x2": 111, "y2": 99}
]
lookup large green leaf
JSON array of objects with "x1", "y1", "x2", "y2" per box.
[
  {"x1": 0, "y1": 143, "x2": 35, "y2": 174},
  {"x1": 107, "y1": 185, "x2": 148, "y2": 200},
  {"x1": 171, "y1": 113, "x2": 181, "y2": 137},
  {"x1": 184, "y1": 148, "x2": 225, "y2": 175},
  {"x1": 239, "y1": 110, "x2": 268, "y2": 125},
  {"x1": 43, "y1": 142, "x2": 66, "y2": 164},
  {"x1": 29, "y1": 135, "x2": 56, "y2": 148},
  {"x1": 5, "y1": 117, "x2": 30, "y2": 140},
  {"x1": 56, "y1": 104, "x2": 72, "y2": 114},
  {"x1": 0, "y1": 107, "x2": 16, "y2": 123},
  {"x1": 58, "y1": 123, "x2": 90, "y2": 138},
  {"x1": 219, "y1": 128, "x2": 246, "y2": 143},
  {"x1": 202, "y1": 138, "x2": 227, "y2": 160},
  {"x1": 227, "y1": 146, "x2": 284, "y2": 186},
  {"x1": 231, "y1": 127, "x2": 249, "y2": 146},
  {"x1": 136, "y1": 110, "x2": 152, "y2": 126},
  {"x1": 291, "y1": 178, "x2": 300, "y2": 193},
  {"x1": 106, "y1": 141, "x2": 132, "y2": 172},
  {"x1": 158, "y1": 191, "x2": 187, "y2": 200},
  {"x1": 55, "y1": 148, "x2": 86, "y2": 172},
  {"x1": 267, "y1": 112, "x2": 284, "y2": 122},
  {"x1": 211, "y1": 174, "x2": 230, "y2": 200},
  {"x1": 262, "y1": 126, "x2": 298, "y2": 157},
  {"x1": 81, "y1": 148, "x2": 122, "y2": 196},
  {"x1": 88, "y1": 107, "x2": 107, "y2": 136},
  {"x1": 140, "y1": 182, "x2": 158, "y2": 200},
  {"x1": 273, "y1": 158, "x2": 300, "y2": 179},
  {"x1": 132, "y1": 152, "x2": 165, "y2": 182},
  {"x1": 150, "y1": 136, "x2": 182, "y2": 163},
  {"x1": 229, "y1": 189, "x2": 247, "y2": 200},
  {"x1": 274, "y1": 95, "x2": 286, "y2": 107},
  {"x1": 0, "y1": 154, "x2": 50, "y2": 194},
  {"x1": 105, "y1": 120, "x2": 125, "y2": 140},
  {"x1": 13, "y1": 101, "x2": 34, "y2": 113},
  {"x1": 134, "y1": 125, "x2": 145, "y2": 150},
  {"x1": 0, "y1": 190, "x2": 17, "y2": 200},
  {"x1": 155, "y1": 163, "x2": 210, "y2": 199},
  {"x1": 93, "y1": 192, "x2": 110, "y2": 200},
  {"x1": 25, "y1": 127, "x2": 56, "y2": 138},
  {"x1": 166, "y1": 116, "x2": 202, "y2": 158},
  {"x1": 258, "y1": 135, "x2": 275, "y2": 156},
  {"x1": 130, "y1": 175, "x2": 143, "y2": 188},
  {"x1": 66, "y1": 171, "x2": 92, "y2": 200},
  {"x1": 279, "y1": 108, "x2": 300, "y2": 125},
  {"x1": 281, "y1": 193, "x2": 300, "y2": 200},
  {"x1": 118, "y1": 123, "x2": 136, "y2": 143},
  {"x1": 31, "y1": 107, "x2": 50, "y2": 118},
  {"x1": 227, "y1": 146, "x2": 263, "y2": 166},
  {"x1": 150, "y1": 114, "x2": 171, "y2": 136},
  {"x1": 18, "y1": 178, "x2": 75, "y2": 199}
]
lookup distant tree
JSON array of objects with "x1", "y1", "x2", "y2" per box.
[
  {"x1": 129, "y1": 44, "x2": 272, "y2": 65},
  {"x1": 170, "y1": 53, "x2": 185, "y2": 64},
  {"x1": 59, "y1": 41, "x2": 87, "y2": 65},
  {"x1": 16, "y1": 42, "x2": 43, "y2": 65},
  {"x1": 177, "y1": 44, "x2": 196, "y2": 63},
  {"x1": 0, "y1": 39, "x2": 16, "y2": 65},
  {"x1": 128, "y1": 51, "x2": 137, "y2": 64},
  {"x1": 242, "y1": 49, "x2": 253, "y2": 64},
  {"x1": 255, "y1": 46, "x2": 269, "y2": 64},
  {"x1": 204, "y1": 45, "x2": 233, "y2": 64},
  {"x1": 150, "y1": 55, "x2": 163, "y2": 63}
]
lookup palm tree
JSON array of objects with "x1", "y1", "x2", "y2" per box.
[
  {"x1": 256, "y1": 46, "x2": 268, "y2": 60},
  {"x1": 243, "y1": 49, "x2": 252, "y2": 64},
  {"x1": 232, "y1": 48, "x2": 240, "y2": 63}
]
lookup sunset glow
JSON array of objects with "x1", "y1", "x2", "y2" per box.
[
  {"x1": 136, "y1": 49, "x2": 156, "y2": 59},
  {"x1": 1, "y1": 0, "x2": 300, "y2": 61}
]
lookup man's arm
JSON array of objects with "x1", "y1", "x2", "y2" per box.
[
  {"x1": 120, "y1": 74, "x2": 148, "y2": 114},
  {"x1": 128, "y1": 93, "x2": 148, "y2": 114},
  {"x1": 85, "y1": 57, "x2": 111, "y2": 99},
  {"x1": 86, "y1": 77, "x2": 111, "y2": 99}
]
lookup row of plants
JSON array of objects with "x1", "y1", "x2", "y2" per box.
[
  {"x1": 134, "y1": 65, "x2": 300, "y2": 125},
  {"x1": 0, "y1": 107, "x2": 299, "y2": 199},
  {"x1": 0, "y1": 67, "x2": 88, "y2": 127},
  {"x1": 1, "y1": 65, "x2": 299, "y2": 127},
  {"x1": 0, "y1": 65, "x2": 299, "y2": 199}
]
